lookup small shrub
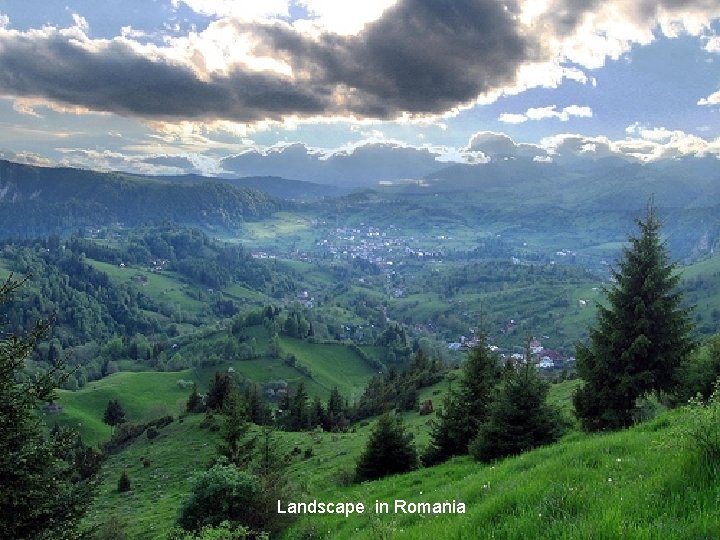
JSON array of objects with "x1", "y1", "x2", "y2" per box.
[
  {"x1": 117, "y1": 470, "x2": 131, "y2": 493},
  {"x1": 303, "y1": 447, "x2": 313, "y2": 459},
  {"x1": 142, "y1": 458, "x2": 152, "y2": 468},
  {"x1": 147, "y1": 426, "x2": 159, "y2": 440},
  {"x1": 677, "y1": 378, "x2": 720, "y2": 468}
]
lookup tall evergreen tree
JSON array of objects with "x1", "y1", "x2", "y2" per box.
[
  {"x1": 422, "y1": 338, "x2": 501, "y2": 465},
  {"x1": 470, "y1": 358, "x2": 563, "y2": 462},
  {"x1": 0, "y1": 277, "x2": 97, "y2": 539},
  {"x1": 103, "y1": 399, "x2": 126, "y2": 431},
  {"x1": 574, "y1": 203, "x2": 694, "y2": 431},
  {"x1": 205, "y1": 372, "x2": 234, "y2": 412},
  {"x1": 356, "y1": 413, "x2": 417, "y2": 481},
  {"x1": 186, "y1": 383, "x2": 205, "y2": 414},
  {"x1": 217, "y1": 389, "x2": 252, "y2": 468}
]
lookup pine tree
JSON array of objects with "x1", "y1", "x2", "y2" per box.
[
  {"x1": 217, "y1": 389, "x2": 252, "y2": 468},
  {"x1": 205, "y1": 372, "x2": 234, "y2": 411},
  {"x1": 470, "y1": 358, "x2": 562, "y2": 462},
  {"x1": 574, "y1": 203, "x2": 694, "y2": 431},
  {"x1": 356, "y1": 413, "x2": 417, "y2": 481},
  {"x1": 422, "y1": 338, "x2": 501, "y2": 465},
  {"x1": 186, "y1": 383, "x2": 205, "y2": 414},
  {"x1": 0, "y1": 277, "x2": 96, "y2": 539},
  {"x1": 103, "y1": 398, "x2": 126, "y2": 431}
]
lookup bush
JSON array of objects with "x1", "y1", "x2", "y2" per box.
[
  {"x1": 117, "y1": 470, "x2": 131, "y2": 493},
  {"x1": 178, "y1": 464, "x2": 263, "y2": 532},
  {"x1": 674, "y1": 335, "x2": 720, "y2": 404},
  {"x1": 146, "y1": 426, "x2": 159, "y2": 440},
  {"x1": 677, "y1": 378, "x2": 720, "y2": 469}
]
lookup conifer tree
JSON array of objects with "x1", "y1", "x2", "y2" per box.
[
  {"x1": 117, "y1": 470, "x2": 132, "y2": 493},
  {"x1": 470, "y1": 356, "x2": 562, "y2": 462},
  {"x1": 186, "y1": 382, "x2": 205, "y2": 413},
  {"x1": 422, "y1": 338, "x2": 501, "y2": 465},
  {"x1": 217, "y1": 389, "x2": 252, "y2": 467},
  {"x1": 0, "y1": 277, "x2": 96, "y2": 539},
  {"x1": 574, "y1": 203, "x2": 693, "y2": 431},
  {"x1": 356, "y1": 413, "x2": 417, "y2": 481},
  {"x1": 103, "y1": 398, "x2": 126, "y2": 431}
]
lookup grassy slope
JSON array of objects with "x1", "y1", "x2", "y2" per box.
[
  {"x1": 53, "y1": 371, "x2": 194, "y2": 445},
  {"x1": 84, "y1": 381, "x2": 720, "y2": 539},
  {"x1": 81, "y1": 380, "x2": 580, "y2": 538},
  {"x1": 52, "y1": 334, "x2": 380, "y2": 444},
  {"x1": 279, "y1": 337, "x2": 378, "y2": 401},
  {"x1": 85, "y1": 259, "x2": 206, "y2": 316},
  {"x1": 283, "y1": 412, "x2": 719, "y2": 539}
]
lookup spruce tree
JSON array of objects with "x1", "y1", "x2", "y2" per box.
[
  {"x1": 0, "y1": 277, "x2": 96, "y2": 539},
  {"x1": 574, "y1": 203, "x2": 693, "y2": 431},
  {"x1": 356, "y1": 413, "x2": 417, "y2": 481},
  {"x1": 103, "y1": 399, "x2": 126, "y2": 430},
  {"x1": 422, "y1": 338, "x2": 501, "y2": 465},
  {"x1": 186, "y1": 383, "x2": 205, "y2": 414},
  {"x1": 470, "y1": 359, "x2": 562, "y2": 462}
]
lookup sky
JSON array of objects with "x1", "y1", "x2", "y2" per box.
[{"x1": 0, "y1": 0, "x2": 718, "y2": 183}]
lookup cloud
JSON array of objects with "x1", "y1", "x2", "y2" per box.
[
  {"x1": 541, "y1": 128, "x2": 720, "y2": 162},
  {"x1": 56, "y1": 147, "x2": 203, "y2": 175},
  {"x1": 698, "y1": 90, "x2": 720, "y2": 105},
  {"x1": 498, "y1": 105, "x2": 592, "y2": 123},
  {"x1": 523, "y1": 0, "x2": 719, "y2": 69},
  {"x1": 497, "y1": 113, "x2": 528, "y2": 124},
  {"x1": 141, "y1": 155, "x2": 197, "y2": 171},
  {"x1": 467, "y1": 131, "x2": 548, "y2": 160},
  {"x1": 221, "y1": 141, "x2": 445, "y2": 185},
  {"x1": 706, "y1": 35, "x2": 720, "y2": 53},
  {"x1": 0, "y1": 149, "x2": 53, "y2": 167},
  {"x1": 0, "y1": 0, "x2": 531, "y2": 124},
  {"x1": 248, "y1": 0, "x2": 532, "y2": 117}
]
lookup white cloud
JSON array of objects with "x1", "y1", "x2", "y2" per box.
[
  {"x1": 174, "y1": 0, "x2": 290, "y2": 21},
  {"x1": 294, "y1": 0, "x2": 395, "y2": 35},
  {"x1": 705, "y1": 35, "x2": 720, "y2": 53},
  {"x1": 698, "y1": 90, "x2": 720, "y2": 105},
  {"x1": 541, "y1": 128, "x2": 720, "y2": 162},
  {"x1": 498, "y1": 113, "x2": 528, "y2": 124},
  {"x1": 499, "y1": 105, "x2": 592, "y2": 123}
]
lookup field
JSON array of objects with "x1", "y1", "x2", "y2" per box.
[
  {"x1": 283, "y1": 411, "x2": 719, "y2": 539},
  {"x1": 278, "y1": 337, "x2": 379, "y2": 401},
  {"x1": 77, "y1": 376, "x2": 720, "y2": 539},
  {"x1": 86, "y1": 259, "x2": 206, "y2": 317},
  {"x1": 52, "y1": 371, "x2": 195, "y2": 445}
]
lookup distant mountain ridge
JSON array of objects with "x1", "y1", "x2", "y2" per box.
[
  {"x1": 153, "y1": 173, "x2": 356, "y2": 200},
  {"x1": 0, "y1": 160, "x2": 283, "y2": 238}
]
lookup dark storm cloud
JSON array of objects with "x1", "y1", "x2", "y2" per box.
[
  {"x1": 0, "y1": 0, "x2": 533, "y2": 122},
  {"x1": 0, "y1": 31, "x2": 328, "y2": 122},
  {"x1": 251, "y1": 0, "x2": 532, "y2": 117}
]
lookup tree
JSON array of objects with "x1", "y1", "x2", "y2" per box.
[
  {"x1": 117, "y1": 470, "x2": 132, "y2": 492},
  {"x1": 422, "y1": 339, "x2": 501, "y2": 465},
  {"x1": 356, "y1": 413, "x2": 417, "y2": 482},
  {"x1": 206, "y1": 372, "x2": 234, "y2": 412},
  {"x1": 0, "y1": 276, "x2": 97, "y2": 539},
  {"x1": 178, "y1": 464, "x2": 262, "y2": 532},
  {"x1": 574, "y1": 203, "x2": 694, "y2": 431},
  {"x1": 470, "y1": 359, "x2": 563, "y2": 462},
  {"x1": 217, "y1": 390, "x2": 253, "y2": 468},
  {"x1": 186, "y1": 383, "x2": 205, "y2": 414},
  {"x1": 103, "y1": 398, "x2": 126, "y2": 431}
]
